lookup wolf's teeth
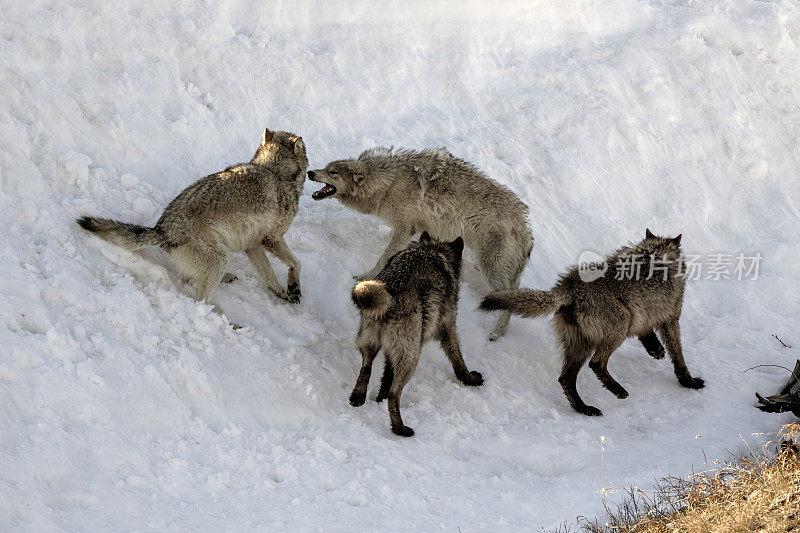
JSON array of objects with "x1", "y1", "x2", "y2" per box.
[{"x1": 312, "y1": 184, "x2": 336, "y2": 200}]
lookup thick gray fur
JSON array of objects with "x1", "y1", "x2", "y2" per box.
[
  {"x1": 480, "y1": 229, "x2": 704, "y2": 416},
  {"x1": 308, "y1": 147, "x2": 533, "y2": 341},
  {"x1": 349, "y1": 232, "x2": 483, "y2": 437},
  {"x1": 77, "y1": 129, "x2": 308, "y2": 321}
]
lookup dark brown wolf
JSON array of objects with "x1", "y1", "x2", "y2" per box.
[
  {"x1": 481, "y1": 229, "x2": 704, "y2": 416},
  {"x1": 349, "y1": 232, "x2": 483, "y2": 436}
]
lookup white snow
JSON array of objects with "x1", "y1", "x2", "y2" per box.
[{"x1": 2, "y1": 0, "x2": 800, "y2": 530}]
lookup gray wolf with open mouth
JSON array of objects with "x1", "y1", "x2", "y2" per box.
[{"x1": 309, "y1": 146, "x2": 533, "y2": 340}]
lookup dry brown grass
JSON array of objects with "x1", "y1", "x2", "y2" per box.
[
  {"x1": 569, "y1": 423, "x2": 800, "y2": 533},
  {"x1": 634, "y1": 423, "x2": 800, "y2": 532}
]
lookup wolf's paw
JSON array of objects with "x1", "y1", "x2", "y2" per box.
[
  {"x1": 222, "y1": 273, "x2": 238, "y2": 283},
  {"x1": 349, "y1": 391, "x2": 366, "y2": 407},
  {"x1": 287, "y1": 283, "x2": 302, "y2": 303},
  {"x1": 274, "y1": 289, "x2": 299, "y2": 304},
  {"x1": 374, "y1": 392, "x2": 388, "y2": 403},
  {"x1": 597, "y1": 376, "x2": 629, "y2": 399},
  {"x1": 273, "y1": 288, "x2": 288, "y2": 299},
  {"x1": 391, "y1": 424, "x2": 415, "y2": 437},
  {"x1": 576, "y1": 404, "x2": 603, "y2": 417},
  {"x1": 460, "y1": 370, "x2": 484, "y2": 386},
  {"x1": 610, "y1": 385, "x2": 629, "y2": 399},
  {"x1": 647, "y1": 346, "x2": 666, "y2": 359},
  {"x1": 679, "y1": 375, "x2": 705, "y2": 389}
]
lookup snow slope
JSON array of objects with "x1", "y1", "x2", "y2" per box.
[{"x1": 2, "y1": 0, "x2": 800, "y2": 530}]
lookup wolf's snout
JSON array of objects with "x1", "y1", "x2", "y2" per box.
[{"x1": 308, "y1": 170, "x2": 336, "y2": 200}]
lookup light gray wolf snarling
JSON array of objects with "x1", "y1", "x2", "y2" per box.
[
  {"x1": 349, "y1": 232, "x2": 483, "y2": 437},
  {"x1": 77, "y1": 129, "x2": 308, "y2": 319},
  {"x1": 480, "y1": 229, "x2": 704, "y2": 416},
  {"x1": 308, "y1": 147, "x2": 533, "y2": 341}
]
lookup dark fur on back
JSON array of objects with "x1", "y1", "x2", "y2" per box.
[
  {"x1": 480, "y1": 229, "x2": 704, "y2": 416},
  {"x1": 348, "y1": 232, "x2": 483, "y2": 437}
]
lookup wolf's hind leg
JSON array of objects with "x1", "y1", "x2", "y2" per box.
[
  {"x1": 437, "y1": 321, "x2": 483, "y2": 386},
  {"x1": 588, "y1": 334, "x2": 628, "y2": 399},
  {"x1": 489, "y1": 312, "x2": 511, "y2": 342},
  {"x1": 385, "y1": 345, "x2": 420, "y2": 437},
  {"x1": 480, "y1": 239, "x2": 522, "y2": 341},
  {"x1": 485, "y1": 264, "x2": 512, "y2": 341},
  {"x1": 192, "y1": 250, "x2": 238, "y2": 324},
  {"x1": 658, "y1": 319, "x2": 705, "y2": 389},
  {"x1": 175, "y1": 246, "x2": 226, "y2": 304},
  {"x1": 350, "y1": 344, "x2": 379, "y2": 407},
  {"x1": 171, "y1": 245, "x2": 238, "y2": 326},
  {"x1": 375, "y1": 357, "x2": 393, "y2": 403},
  {"x1": 245, "y1": 246, "x2": 291, "y2": 302},
  {"x1": 195, "y1": 262, "x2": 226, "y2": 304},
  {"x1": 639, "y1": 331, "x2": 665, "y2": 359},
  {"x1": 555, "y1": 316, "x2": 600, "y2": 416},
  {"x1": 262, "y1": 235, "x2": 301, "y2": 302}
]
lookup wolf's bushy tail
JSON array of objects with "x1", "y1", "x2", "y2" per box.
[
  {"x1": 480, "y1": 289, "x2": 566, "y2": 318},
  {"x1": 352, "y1": 280, "x2": 393, "y2": 317},
  {"x1": 76, "y1": 216, "x2": 161, "y2": 251}
]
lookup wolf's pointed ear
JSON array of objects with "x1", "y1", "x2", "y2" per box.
[
  {"x1": 262, "y1": 128, "x2": 273, "y2": 146},
  {"x1": 291, "y1": 136, "x2": 305, "y2": 157},
  {"x1": 348, "y1": 161, "x2": 366, "y2": 184},
  {"x1": 420, "y1": 231, "x2": 432, "y2": 244},
  {"x1": 672, "y1": 234, "x2": 682, "y2": 245},
  {"x1": 645, "y1": 228, "x2": 655, "y2": 239},
  {"x1": 451, "y1": 236, "x2": 464, "y2": 254}
]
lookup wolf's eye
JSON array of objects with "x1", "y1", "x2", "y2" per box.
[{"x1": 329, "y1": 171, "x2": 339, "y2": 176}]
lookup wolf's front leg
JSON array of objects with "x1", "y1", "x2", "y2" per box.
[
  {"x1": 437, "y1": 321, "x2": 483, "y2": 386},
  {"x1": 246, "y1": 246, "x2": 291, "y2": 302},
  {"x1": 356, "y1": 224, "x2": 413, "y2": 281},
  {"x1": 263, "y1": 235, "x2": 301, "y2": 303}
]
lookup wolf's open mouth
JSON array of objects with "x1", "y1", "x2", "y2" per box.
[{"x1": 312, "y1": 184, "x2": 337, "y2": 200}]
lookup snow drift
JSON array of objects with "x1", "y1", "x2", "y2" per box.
[{"x1": 2, "y1": 0, "x2": 800, "y2": 529}]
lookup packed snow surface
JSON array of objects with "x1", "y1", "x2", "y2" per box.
[{"x1": 2, "y1": 0, "x2": 800, "y2": 530}]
